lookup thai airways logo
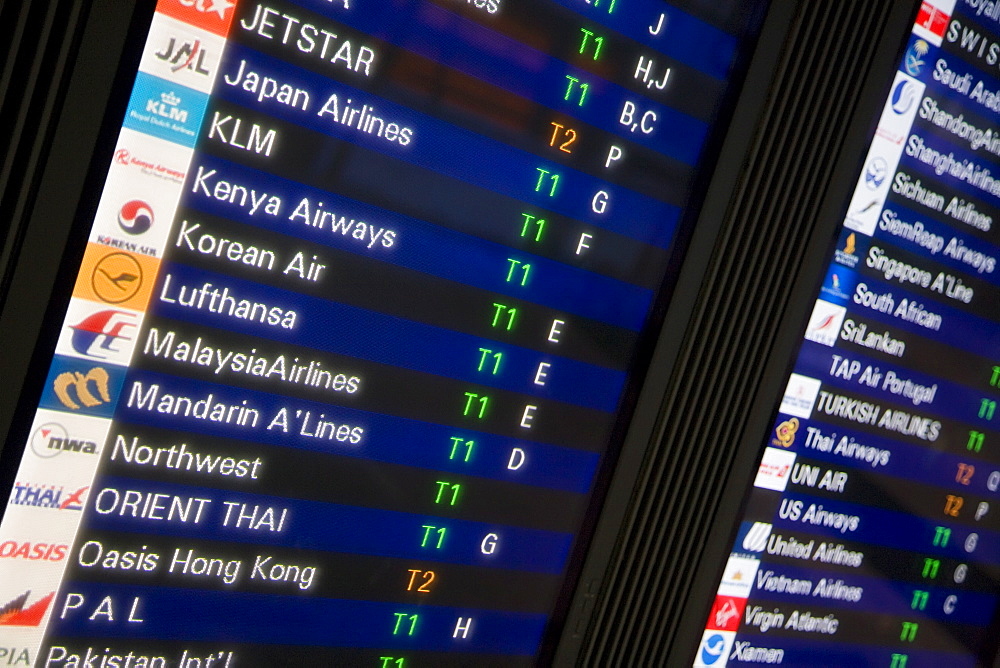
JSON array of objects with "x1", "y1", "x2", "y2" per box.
[
  {"x1": 0, "y1": 591, "x2": 54, "y2": 627},
  {"x1": 9, "y1": 483, "x2": 88, "y2": 511},
  {"x1": 772, "y1": 417, "x2": 800, "y2": 448},
  {"x1": 68, "y1": 310, "x2": 135, "y2": 359},
  {"x1": 53, "y1": 367, "x2": 111, "y2": 411},
  {"x1": 118, "y1": 200, "x2": 154, "y2": 235},
  {"x1": 30, "y1": 423, "x2": 99, "y2": 458},
  {"x1": 804, "y1": 299, "x2": 848, "y2": 347},
  {"x1": 905, "y1": 39, "x2": 930, "y2": 76},
  {"x1": 91, "y1": 252, "x2": 143, "y2": 304},
  {"x1": 890, "y1": 79, "x2": 919, "y2": 115},
  {"x1": 155, "y1": 37, "x2": 211, "y2": 75}
]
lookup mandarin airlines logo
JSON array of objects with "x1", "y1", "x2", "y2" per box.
[
  {"x1": 772, "y1": 417, "x2": 799, "y2": 448},
  {"x1": 0, "y1": 591, "x2": 54, "y2": 627},
  {"x1": 68, "y1": 310, "x2": 135, "y2": 360},
  {"x1": 9, "y1": 483, "x2": 88, "y2": 511},
  {"x1": 118, "y1": 200, "x2": 154, "y2": 235},
  {"x1": 30, "y1": 422, "x2": 99, "y2": 458},
  {"x1": 53, "y1": 367, "x2": 111, "y2": 411}
]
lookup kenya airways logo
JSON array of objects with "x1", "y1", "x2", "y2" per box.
[{"x1": 0, "y1": 591, "x2": 54, "y2": 627}]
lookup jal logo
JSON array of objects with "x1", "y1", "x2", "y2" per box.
[
  {"x1": 118, "y1": 200, "x2": 154, "y2": 235},
  {"x1": 68, "y1": 309, "x2": 135, "y2": 359},
  {"x1": 53, "y1": 366, "x2": 111, "y2": 410},
  {"x1": 0, "y1": 591, "x2": 54, "y2": 627},
  {"x1": 0, "y1": 541, "x2": 68, "y2": 562},
  {"x1": 91, "y1": 252, "x2": 143, "y2": 304},
  {"x1": 30, "y1": 422, "x2": 99, "y2": 458},
  {"x1": 155, "y1": 37, "x2": 211, "y2": 75},
  {"x1": 772, "y1": 417, "x2": 799, "y2": 448},
  {"x1": 9, "y1": 483, "x2": 88, "y2": 511},
  {"x1": 905, "y1": 39, "x2": 930, "y2": 77}
]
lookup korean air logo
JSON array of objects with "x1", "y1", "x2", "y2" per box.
[
  {"x1": 68, "y1": 310, "x2": 135, "y2": 359},
  {"x1": 864, "y1": 157, "x2": 889, "y2": 190},
  {"x1": 741, "y1": 522, "x2": 772, "y2": 553},
  {"x1": 905, "y1": 40, "x2": 930, "y2": 77},
  {"x1": 118, "y1": 200, "x2": 153, "y2": 235},
  {"x1": 700, "y1": 633, "x2": 727, "y2": 665},
  {"x1": 890, "y1": 79, "x2": 918, "y2": 115}
]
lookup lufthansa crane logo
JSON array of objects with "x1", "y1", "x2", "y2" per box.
[
  {"x1": 91, "y1": 252, "x2": 143, "y2": 304},
  {"x1": 53, "y1": 367, "x2": 111, "y2": 410}
]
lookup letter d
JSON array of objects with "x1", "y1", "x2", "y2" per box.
[{"x1": 508, "y1": 448, "x2": 526, "y2": 470}]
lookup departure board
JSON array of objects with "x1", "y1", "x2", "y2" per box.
[
  {"x1": 695, "y1": 1, "x2": 1000, "y2": 667},
  {"x1": 0, "y1": 0, "x2": 769, "y2": 665}
]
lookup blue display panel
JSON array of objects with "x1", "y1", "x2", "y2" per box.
[
  {"x1": 696, "y1": 2, "x2": 1000, "y2": 666},
  {"x1": 0, "y1": 0, "x2": 768, "y2": 664}
]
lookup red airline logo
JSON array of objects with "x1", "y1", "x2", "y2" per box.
[
  {"x1": 0, "y1": 541, "x2": 69, "y2": 562},
  {"x1": 0, "y1": 591, "x2": 54, "y2": 626},
  {"x1": 156, "y1": 0, "x2": 236, "y2": 37},
  {"x1": 706, "y1": 595, "x2": 747, "y2": 632},
  {"x1": 916, "y1": 3, "x2": 950, "y2": 39}
]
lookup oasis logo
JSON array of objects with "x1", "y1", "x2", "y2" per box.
[
  {"x1": 53, "y1": 367, "x2": 111, "y2": 410},
  {"x1": 9, "y1": 483, "x2": 87, "y2": 511},
  {"x1": 30, "y1": 423, "x2": 99, "y2": 458},
  {"x1": 0, "y1": 591, "x2": 54, "y2": 627},
  {"x1": 0, "y1": 541, "x2": 68, "y2": 562}
]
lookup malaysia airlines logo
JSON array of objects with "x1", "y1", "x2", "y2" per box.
[
  {"x1": 0, "y1": 591, "x2": 54, "y2": 627},
  {"x1": 155, "y1": 37, "x2": 211, "y2": 74},
  {"x1": 68, "y1": 310, "x2": 135, "y2": 359},
  {"x1": 118, "y1": 200, "x2": 154, "y2": 235},
  {"x1": 9, "y1": 483, "x2": 88, "y2": 510}
]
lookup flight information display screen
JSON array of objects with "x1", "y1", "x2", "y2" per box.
[
  {"x1": 0, "y1": 0, "x2": 768, "y2": 665},
  {"x1": 695, "y1": 1, "x2": 1000, "y2": 667}
]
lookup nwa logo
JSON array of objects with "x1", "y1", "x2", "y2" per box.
[
  {"x1": 9, "y1": 483, "x2": 87, "y2": 511},
  {"x1": 156, "y1": 37, "x2": 211, "y2": 75},
  {"x1": 30, "y1": 423, "x2": 99, "y2": 458}
]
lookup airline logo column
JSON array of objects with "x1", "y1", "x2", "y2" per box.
[
  {"x1": 0, "y1": 0, "x2": 236, "y2": 663},
  {"x1": 692, "y1": 2, "x2": 957, "y2": 666}
]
